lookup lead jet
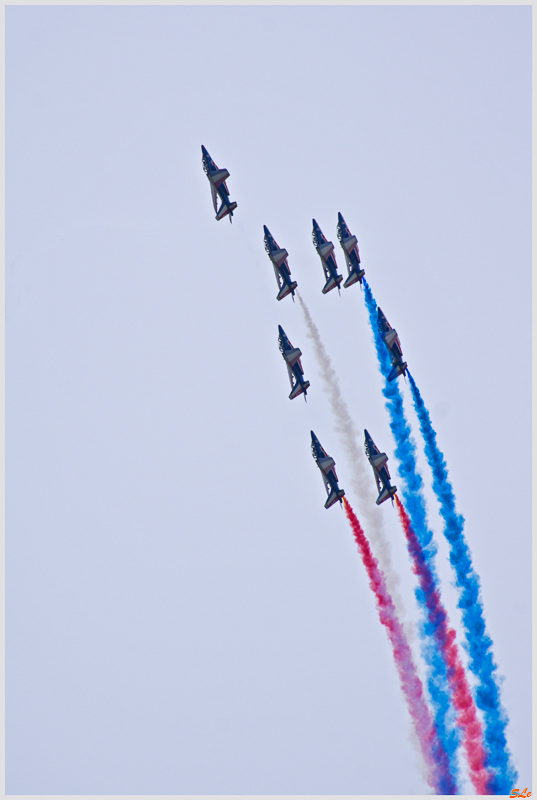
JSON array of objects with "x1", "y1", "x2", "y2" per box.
[
  {"x1": 312, "y1": 219, "x2": 343, "y2": 294},
  {"x1": 377, "y1": 307, "x2": 408, "y2": 381},
  {"x1": 264, "y1": 226, "x2": 298, "y2": 301},
  {"x1": 337, "y1": 213, "x2": 365, "y2": 289},
  {"x1": 364, "y1": 429, "x2": 397, "y2": 506},
  {"x1": 278, "y1": 325, "x2": 310, "y2": 400},
  {"x1": 201, "y1": 145, "x2": 237, "y2": 223},
  {"x1": 311, "y1": 431, "x2": 345, "y2": 509}
]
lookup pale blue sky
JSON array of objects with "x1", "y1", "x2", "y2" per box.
[{"x1": 6, "y1": 5, "x2": 531, "y2": 794}]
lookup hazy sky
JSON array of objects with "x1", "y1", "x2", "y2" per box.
[{"x1": 6, "y1": 5, "x2": 531, "y2": 795}]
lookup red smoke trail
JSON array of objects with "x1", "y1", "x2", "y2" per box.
[
  {"x1": 394, "y1": 495, "x2": 491, "y2": 794},
  {"x1": 342, "y1": 498, "x2": 457, "y2": 794}
]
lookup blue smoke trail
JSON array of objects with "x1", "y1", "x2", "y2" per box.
[
  {"x1": 407, "y1": 370, "x2": 517, "y2": 793},
  {"x1": 362, "y1": 279, "x2": 460, "y2": 789}
]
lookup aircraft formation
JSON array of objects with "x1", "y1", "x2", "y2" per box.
[{"x1": 200, "y1": 145, "x2": 517, "y2": 795}]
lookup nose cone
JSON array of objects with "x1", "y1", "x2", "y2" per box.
[
  {"x1": 201, "y1": 144, "x2": 208, "y2": 156},
  {"x1": 263, "y1": 224, "x2": 270, "y2": 236},
  {"x1": 278, "y1": 324, "x2": 285, "y2": 337},
  {"x1": 338, "y1": 212, "x2": 345, "y2": 224}
]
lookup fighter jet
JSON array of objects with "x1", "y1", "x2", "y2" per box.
[
  {"x1": 337, "y1": 213, "x2": 365, "y2": 289},
  {"x1": 364, "y1": 429, "x2": 397, "y2": 505},
  {"x1": 278, "y1": 325, "x2": 310, "y2": 400},
  {"x1": 201, "y1": 145, "x2": 237, "y2": 223},
  {"x1": 264, "y1": 226, "x2": 298, "y2": 301},
  {"x1": 377, "y1": 307, "x2": 408, "y2": 381},
  {"x1": 311, "y1": 431, "x2": 345, "y2": 509},
  {"x1": 312, "y1": 219, "x2": 343, "y2": 294}
]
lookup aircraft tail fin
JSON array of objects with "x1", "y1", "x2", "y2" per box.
[
  {"x1": 325, "y1": 488, "x2": 345, "y2": 509},
  {"x1": 376, "y1": 485, "x2": 397, "y2": 505},
  {"x1": 216, "y1": 201, "x2": 237, "y2": 222},
  {"x1": 343, "y1": 268, "x2": 365, "y2": 289},
  {"x1": 322, "y1": 275, "x2": 343, "y2": 295},
  {"x1": 289, "y1": 380, "x2": 309, "y2": 400},
  {"x1": 277, "y1": 281, "x2": 297, "y2": 301},
  {"x1": 388, "y1": 362, "x2": 408, "y2": 382}
]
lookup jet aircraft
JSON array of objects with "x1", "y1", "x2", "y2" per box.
[
  {"x1": 312, "y1": 219, "x2": 343, "y2": 294},
  {"x1": 377, "y1": 307, "x2": 408, "y2": 381},
  {"x1": 201, "y1": 145, "x2": 237, "y2": 223},
  {"x1": 278, "y1": 326, "x2": 310, "y2": 400},
  {"x1": 311, "y1": 431, "x2": 345, "y2": 509},
  {"x1": 364, "y1": 429, "x2": 397, "y2": 505},
  {"x1": 264, "y1": 226, "x2": 298, "y2": 301},
  {"x1": 337, "y1": 213, "x2": 365, "y2": 288}
]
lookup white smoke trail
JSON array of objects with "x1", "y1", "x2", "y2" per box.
[{"x1": 297, "y1": 292, "x2": 414, "y2": 642}]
